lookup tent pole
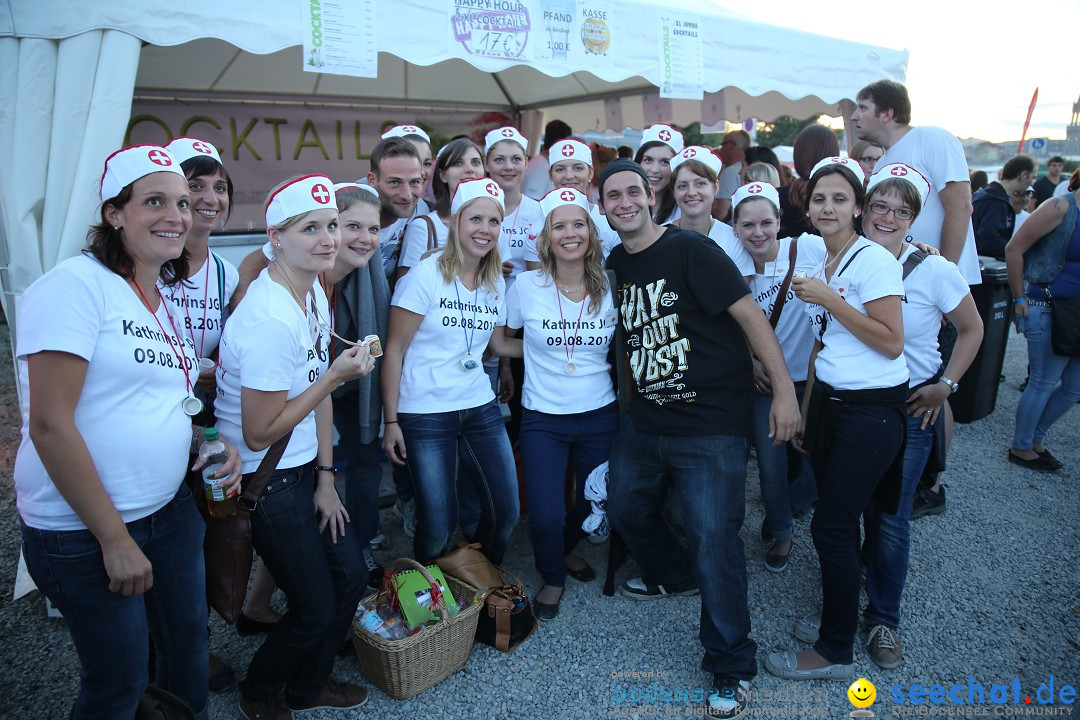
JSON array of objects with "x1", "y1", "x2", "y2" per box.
[{"x1": 490, "y1": 72, "x2": 520, "y2": 116}]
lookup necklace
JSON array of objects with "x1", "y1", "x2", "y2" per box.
[
  {"x1": 555, "y1": 282, "x2": 588, "y2": 374},
  {"x1": 556, "y1": 280, "x2": 586, "y2": 294},
  {"x1": 271, "y1": 262, "x2": 324, "y2": 349},
  {"x1": 131, "y1": 278, "x2": 201, "y2": 416},
  {"x1": 822, "y1": 231, "x2": 858, "y2": 279}
]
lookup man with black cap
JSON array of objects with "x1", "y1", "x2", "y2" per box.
[{"x1": 599, "y1": 159, "x2": 800, "y2": 720}]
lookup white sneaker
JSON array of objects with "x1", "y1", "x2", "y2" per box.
[
  {"x1": 368, "y1": 531, "x2": 387, "y2": 549},
  {"x1": 393, "y1": 498, "x2": 417, "y2": 539}
]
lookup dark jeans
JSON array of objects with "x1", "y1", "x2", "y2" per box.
[
  {"x1": 750, "y1": 390, "x2": 815, "y2": 541},
  {"x1": 608, "y1": 420, "x2": 757, "y2": 680},
  {"x1": 240, "y1": 464, "x2": 366, "y2": 705},
  {"x1": 809, "y1": 400, "x2": 904, "y2": 665},
  {"x1": 332, "y1": 397, "x2": 381, "y2": 546},
  {"x1": 21, "y1": 483, "x2": 209, "y2": 720},
  {"x1": 863, "y1": 414, "x2": 934, "y2": 630},
  {"x1": 399, "y1": 400, "x2": 520, "y2": 565},
  {"x1": 519, "y1": 403, "x2": 618, "y2": 586}
]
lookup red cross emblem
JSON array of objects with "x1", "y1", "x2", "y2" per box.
[
  {"x1": 560, "y1": 190, "x2": 576, "y2": 202},
  {"x1": 561, "y1": 144, "x2": 576, "y2": 157},
  {"x1": 148, "y1": 149, "x2": 172, "y2": 166},
  {"x1": 191, "y1": 141, "x2": 212, "y2": 155},
  {"x1": 684, "y1": 148, "x2": 697, "y2": 157},
  {"x1": 311, "y1": 184, "x2": 330, "y2": 204},
  {"x1": 831, "y1": 157, "x2": 843, "y2": 164},
  {"x1": 502, "y1": 128, "x2": 515, "y2": 137},
  {"x1": 891, "y1": 166, "x2": 908, "y2": 177},
  {"x1": 402, "y1": 126, "x2": 417, "y2": 133},
  {"x1": 486, "y1": 182, "x2": 499, "y2": 196},
  {"x1": 658, "y1": 129, "x2": 671, "y2": 142},
  {"x1": 748, "y1": 184, "x2": 761, "y2": 194}
]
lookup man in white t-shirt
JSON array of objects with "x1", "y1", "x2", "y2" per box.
[
  {"x1": 851, "y1": 80, "x2": 980, "y2": 286},
  {"x1": 712, "y1": 130, "x2": 749, "y2": 222}
]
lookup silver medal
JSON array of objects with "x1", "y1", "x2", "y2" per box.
[
  {"x1": 461, "y1": 354, "x2": 480, "y2": 371},
  {"x1": 182, "y1": 393, "x2": 204, "y2": 416},
  {"x1": 565, "y1": 361, "x2": 576, "y2": 374}
]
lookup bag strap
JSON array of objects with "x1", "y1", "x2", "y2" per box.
[
  {"x1": 419, "y1": 214, "x2": 438, "y2": 252},
  {"x1": 901, "y1": 249, "x2": 928, "y2": 280},
  {"x1": 237, "y1": 430, "x2": 293, "y2": 512},
  {"x1": 768, "y1": 238, "x2": 799, "y2": 329},
  {"x1": 605, "y1": 268, "x2": 632, "y2": 419},
  {"x1": 213, "y1": 252, "x2": 230, "y2": 329},
  {"x1": 836, "y1": 243, "x2": 870, "y2": 277}
]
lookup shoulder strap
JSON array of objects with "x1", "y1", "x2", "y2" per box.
[
  {"x1": 237, "y1": 431, "x2": 293, "y2": 511},
  {"x1": 213, "y1": 252, "x2": 230, "y2": 328},
  {"x1": 419, "y1": 214, "x2": 438, "y2": 251},
  {"x1": 768, "y1": 238, "x2": 799, "y2": 329},
  {"x1": 605, "y1": 268, "x2": 632, "y2": 419},
  {"x1": 901, "y1": 249, "x2": 928, "y2": 280},
  {"x1": 836, "y1": 243, "x2": 871, "y2": 277}
]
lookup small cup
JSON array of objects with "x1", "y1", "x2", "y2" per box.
[
  {"x1": 198, "y1": 358, "x2": 216, "y2": 377},
  {"x1": 792, "y1": 270, "x2": 808, "y2": 279},
  {"x1": 362, "y1": 335, "x2": 384, "y2": 357}
]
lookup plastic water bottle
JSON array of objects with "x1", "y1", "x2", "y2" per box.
[{"x1": 199, "y1": 428, "x2": 235, "y2": 517}]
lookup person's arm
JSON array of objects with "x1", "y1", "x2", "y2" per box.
[
  {"x1": 907, "y1": 295, "x2": 983, "y2": 428},
  {"x1": 791, "y1": 339, "x2": 821, "y2": 455},
  {"x1": 792, "y1": 277, "x2": 904, "y2": 358},
  {"x1": 380, "y1": 306, "x2": 424, "y2": 465},
  {"x1": 231, "y1": 247, "x2": 271, "y2": 311},
  {"x1": 27, "y1": 352, "x2": 153, "y2": 596},
  {"x1": 1005, "y1": 196, "x2": 1068, "y2": 322},
  {"x1": 526, "y1": 261, "x2": 541, "y2": 271},
  {"x1": 312, "y1": 395, "x2": 349, "y2": 542},
  {"x1": 726, "y1": 294, "x2": 800, "y2": 444},
  {"x1": 486, "y1": 328, "x2": 523, "y2": 359},
  {"x1": 938, "y1": 181, "x2": 973, "y2": 265}
]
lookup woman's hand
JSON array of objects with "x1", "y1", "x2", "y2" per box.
[
  {"x1": 498, "y1": 360, "x2": 514, "y2": 403},
  {"x1": 911, "y1": 241, "x2": 940, "y2": 257},
  {"x1": 907, "y1": 382, "x2": 950, "y2": 430},
  {"x1": 751, "y1": 358, "x2": 772, "y2": 394},
  {"x1": 502, "y1": 260, "x2": 514, "y2": 277},
  {"x1": 790, "y1": 412, "x2": 808, "y2": 456},
  {"x1": 382, "y1": 422, "x2": 407, "y2": 466},
  {"x1": 192, "y1": 437, "x2": 245, "y2": 497},
  {"x1": 101, "y1": 534, "x2": 154, "y2": 596},
  {"x1": 791, "y1": 276, "x2": 835, "y2": 308},
  {"x1": 313, "y1": 479, "x2": 350, "y2": 543},
  {"x1": 1013, "y1": 298, "x2": 1028, "y2": 333},
  {"x1": 327, "y1": 344, "x2": 377, "y2": 384}
]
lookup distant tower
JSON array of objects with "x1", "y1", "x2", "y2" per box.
[{"x1": 1068, "y1": 94, "x2": 1080, "y2": 142}]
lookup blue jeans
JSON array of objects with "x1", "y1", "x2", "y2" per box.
[
  {"x1": 399, "y1": 400, "x2": 520, "y2": 565},
  {"x1": 809, "y1": 400, "x2": 904, "y2": 665},
  {"x1": 862, "y1": 414, "x2": 934, "y2": 630},
  {"x1": 751, "y1": 391, "x2": 815, "y2": 541},
  {"x1": 519, "y1": 403, "x2": 619, "y2": 586},
  {"x1": 21, "y1": 483, "x2": 209, "y2": 720},
  {"x1": 607, "y1": 420, "x2": 757, "y2": 680},
  {"x1": 1013, "y1": 303, "x2": 1080, "y2": 450},
  {"x1": 240, "y1": 464, "x2": 366, "y2": 705},
  {"x1": 333, "y1": 397, "x2": 381, "y2": 546},
  {"x1": 455, "y1": 365, "x2": 505, "y2": 536}
]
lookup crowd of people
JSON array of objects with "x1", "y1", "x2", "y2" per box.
[{"x1": 12, "y1": 78, "x2": 1079, "y2": 720}]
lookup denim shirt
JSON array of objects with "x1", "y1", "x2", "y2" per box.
[{"x1": 1024, "y1": 192, "x2": 1077, "y2": 284}]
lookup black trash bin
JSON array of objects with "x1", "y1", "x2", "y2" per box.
[{"x1": 951, "y1": 256, "x2": 1013, "y2": 423}]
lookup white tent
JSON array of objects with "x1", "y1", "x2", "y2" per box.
[{"x1": 0, "y1": 0, "x2": 907, "y2": 329}]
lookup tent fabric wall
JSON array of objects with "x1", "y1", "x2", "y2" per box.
[{"x1": 0, "y1": 30, "x2": 141, "y2": 326}]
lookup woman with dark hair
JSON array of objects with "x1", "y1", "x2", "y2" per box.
[
  {"x1": 15, "y1": 145, "x2": 243, "y2": 719},
  {"x1": 505, "y1": 187, "x2": 617, "y2": 620},
  {"x1": 779, "y1": 124, "x2": 841, "y2": 239},
  {"x1": 634, "y1": 123, "x2": 684, "y2": 225},
  {"x1": 744, "y1": 146, "x2": 783, "y2": 181},
  {"x1": 765, "y1": 157, "x2": 907, "y2": 681}
]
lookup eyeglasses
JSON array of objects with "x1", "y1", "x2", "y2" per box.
[
  {"x1": 858, "y1": 156, "x2": 882, "y2": 164},
  {"x1": 868, "y1": 202, "x2": 914, "y2": 221},
  {"x1": 1011, "y1": 190, "x2": 1035, "y2": 198}
]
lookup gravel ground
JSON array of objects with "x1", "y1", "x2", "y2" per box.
[{"x1": 1, "y1": 324, "x2": 1078, "y2": 720}]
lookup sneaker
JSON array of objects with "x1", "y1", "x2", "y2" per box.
[
  {"x1": 368, "y1": 531, "x2": 388, "y2": 549},
  {"x1": 393, "y1": 498, "x2": 418, "y2": 538},
  {"x1": 363, "y1": 549, "x2": 385, "y2": 594},
  {"x1": 239, "y1": 693, "x2": 291, "y2": 720},
  {"x1": 288, "y1": 679, "x2": 369, "y2": 711},
  {"x1": 764, "y1": 546, "x2": 790, "y2": 573},
  {"x1": 867, "y1": 625, "x2": 903, "y2": 669},
  {"x1": 707, "y1": 675, "x2": 751, "y2": 719},
  {"x1": 792, "y1": 611, "x2": 820, "y2": 643},
  {"x1": 619, "y1": 577, "x2": 699, "y2": 601},
  {"x1": 909, "y1": 483, "x2": 946, "y2": 520}
]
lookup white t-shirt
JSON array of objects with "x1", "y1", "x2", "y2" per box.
[
  {"x1": 706, "y1": 220, "x2": 755, "y2": 277},
  {"x1": 14, "y1": 256, "x2": 198, "y2": 530},
  {"x1": 160, "y1": 251, "x2": 238, "y2": 359},
  {"x1": 399, "y1": 211, "x2": 450, "y2": 270},
  {"x1": 392, "y1": 253, "x2": 506, "y2": 413},
  {"x1": 877, "y1": 126, "x2": 981, "y2": 285},
  {"x1": 1053, "y1": 180, "x2": 1070, "y2": 198},
  {"x1": 808, "y1": 237, "x2": 909, "y2": 390},
  {"x1": 505, "y1": 270, "x2": 617, "y2": 414},
  {"x1": 897, "y1": 245, "x2": 970, "y2": 385},
  {"x1": 215, "y1": 270, "x2": 329, "y2": 473},
  {"x1": 380, "y1": 216, "x2": 409, "y2": 277},
  {"x1": 522, "y1": 154, "x2": 553, "y2": 200},
  {"x1": 501, "y1": 195, "x2": 545, "y2": 286},
  {"x1": 749, "y1": 236, "x2": 826, "y2": 383}
]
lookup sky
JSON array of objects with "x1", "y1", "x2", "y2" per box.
[{"x1": 725, "y1": 0, "x2": 1080, "y2": 143}]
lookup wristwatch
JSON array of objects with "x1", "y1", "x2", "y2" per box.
[{"x1": 940, "y1": 377, "x2": 959, "y2": 394}]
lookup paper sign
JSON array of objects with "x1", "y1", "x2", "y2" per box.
[
  {"x1": 539, "y1": 0, "x2": 614, "y2": 69},
  {"x1": 658, "y1": 13, "x2": 703, "y2": 100},
  {"x1": 302, "y1": 0, "x2": 378, "y2": 78},
  {"x1": 451, "y1": 0, "x2": 534, "y2": 61}
]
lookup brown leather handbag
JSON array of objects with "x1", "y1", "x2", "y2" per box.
[{"x1": 196, "y1": 431, "x2": 292, "y2": 624}]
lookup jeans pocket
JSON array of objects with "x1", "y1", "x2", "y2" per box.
[{"x1": 51, "y1": 528, "x2": 103, "y2": 561}]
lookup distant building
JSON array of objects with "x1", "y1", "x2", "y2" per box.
[{"x1": 961, "y1": 93, "x2": 1080, "y2": 168}]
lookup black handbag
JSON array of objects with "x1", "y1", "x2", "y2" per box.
[
  {"x1": 475, "y1": 582, "x2": 537, "y2": 652},
  {"x1": 1046, "y1": 288, "x2": 1080, "y2": 356}
]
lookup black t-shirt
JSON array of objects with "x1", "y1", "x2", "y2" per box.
[
  {"x1": 1034, "y1": 176, "x2": 1059, "y2": 207},
  {"x1": 606, "y1": 226, "x2": 753, "y2": 436}
]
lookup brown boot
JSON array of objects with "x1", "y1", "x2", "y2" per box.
[
  {"x1": 239, "y1": 692, "x2": 292, "y2": 720},
  {"x1": 288, "y1": 679, "x2": 369, "y2": 711}
]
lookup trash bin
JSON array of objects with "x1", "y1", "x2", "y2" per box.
[{"x1": 951, "y1": 256, "x2": 1013, "y2": 423}]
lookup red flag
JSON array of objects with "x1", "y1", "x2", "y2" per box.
[{"x1": 1018, "y1": 87, "x2": 1039, "y2": 154}]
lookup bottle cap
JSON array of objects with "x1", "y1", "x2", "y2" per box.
[{"x1": 203, "y1": 428, "x2": 219, "y2": 442}]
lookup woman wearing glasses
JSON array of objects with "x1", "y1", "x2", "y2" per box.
[{"x1": 850, "y1": 140, "x2": 883, "y2": 184}]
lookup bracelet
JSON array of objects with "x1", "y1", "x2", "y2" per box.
[
  {"x1": 190, "y1": 426, "x2": 204, "y2": 455},
  {"x1": 1013, "y1": 297, "x2": 1028, "y2": 305},
  {"x1": 314, "y1": 465, "x2": 337, "y2": 475},
  {"x1": 384, "y1": 420, "x2": 399, "y2": 424}
]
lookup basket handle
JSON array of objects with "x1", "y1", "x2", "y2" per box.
[{"x1": 388, "y1": 557, "x2": 457, "y2": 627}]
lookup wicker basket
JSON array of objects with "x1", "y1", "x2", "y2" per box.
[{"x1": 350, "y1": 558, "x2": 482, "y2": 699}]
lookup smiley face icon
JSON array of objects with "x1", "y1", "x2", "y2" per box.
[{"x1": 848, "y1": 678, "x2": 877, "y2": 708}]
